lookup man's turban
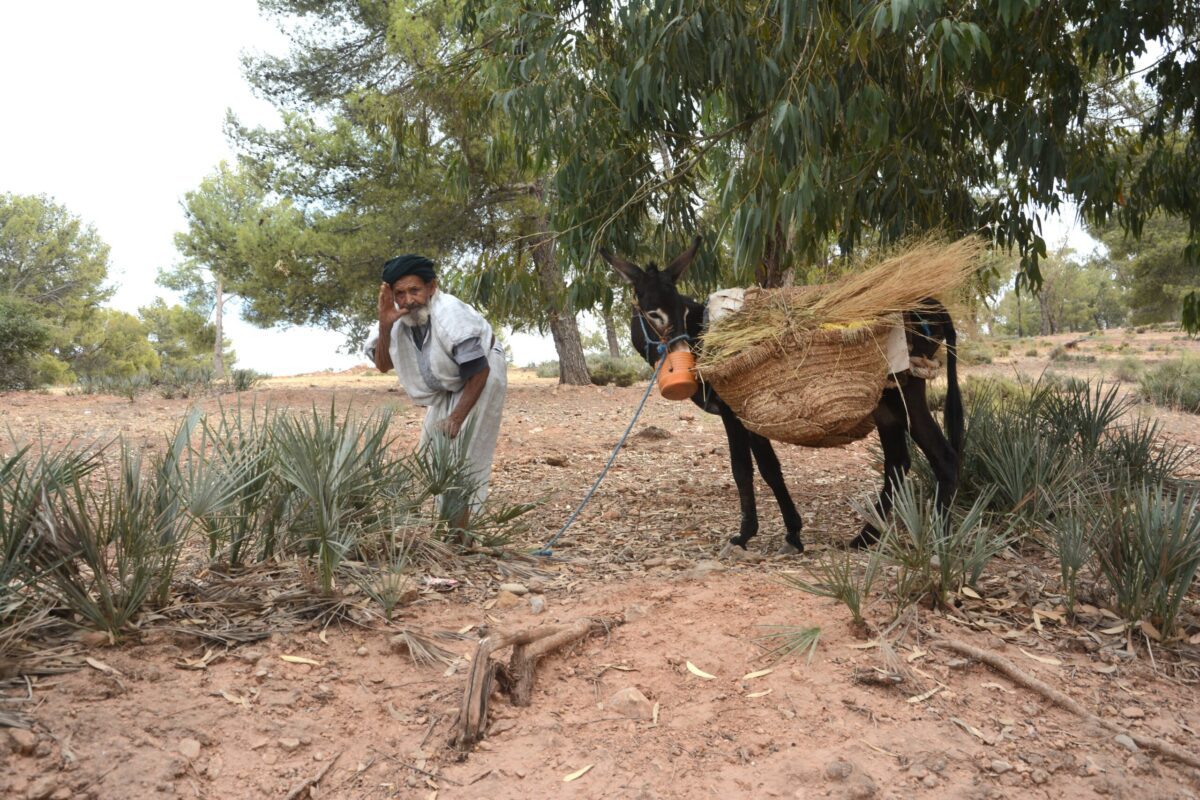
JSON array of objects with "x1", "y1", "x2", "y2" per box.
[{"x1": 382, "y1": 254, "x2": 436, "y2": 285}]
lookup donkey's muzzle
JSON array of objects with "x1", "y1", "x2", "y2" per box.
[{"x1": 657, "y1": 350, "x2": 699, "y2": 401}]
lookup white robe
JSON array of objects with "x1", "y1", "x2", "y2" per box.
[{"x1": 367, "y1": 290, "x2": 507, "y2": 510}]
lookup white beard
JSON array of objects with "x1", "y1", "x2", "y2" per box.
[{"x1": 398, "y1": 305, "x2": 430, "y2": 327}]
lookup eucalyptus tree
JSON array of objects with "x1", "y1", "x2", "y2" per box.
[
  {"x1": 230, "y1": 0, "x2": 596, "y2": 382},
  {"x1": 462, "y1": 0, "x2": 1200, "y2": 306}
]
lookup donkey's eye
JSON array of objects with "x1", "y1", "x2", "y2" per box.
[{"x1": 647, "y1": 310, "x2": 668, "y2": 328}]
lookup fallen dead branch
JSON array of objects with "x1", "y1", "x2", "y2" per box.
[
  {"x1": 934, "y1": 638, "x2": 1200, "y2": 770},
  {"x1": 283, "y1": 750, "x2": 341, "y2": 800},
  {"x1": 452, "y1": 613, "x2": 624, "y2": 751}
]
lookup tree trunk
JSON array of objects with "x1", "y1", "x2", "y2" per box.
[
  {"x1": 603, "y1": 307, "x2": 622, "y2": 358},
  {"x1": 529, "y1": 184, "x2": 590, "y2": 385},
  {"x1": 213, "y1": 276, "x2": 226, "y2": 380},
  {"x1": 757, "y1": 223, "x2": 789, "y2": 288}
]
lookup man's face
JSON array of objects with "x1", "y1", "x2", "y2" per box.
[{"x1": 391, "y1": 275, "x2": 435, "y2": 327}]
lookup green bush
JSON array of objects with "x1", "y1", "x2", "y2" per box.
[
  {"x1": 1024, "y1": 348, "x2": 1039, "y2": 357},
  {"x1": 1112, "y1": 356, "x2": 1142, "y2": 383},
  {"x1": 230, "y1": 368, "x2": 264, "y2": 392},
  {"x1": 531, "y1": 360, "x2": 560, "y2": 379},
  {"x1": 1138, "y1": 358, "x2": 1200, "y2": 412},
  {"x1": 957, "y1": 338, "x2": 994, "y2": 365},
  {"x1": 586, "y1": 354, "x2": 652, "y2": 387}
]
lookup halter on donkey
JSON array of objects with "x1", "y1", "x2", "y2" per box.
[{"x1": 601, "y1": 238, "x2": 963, "y2": 552}]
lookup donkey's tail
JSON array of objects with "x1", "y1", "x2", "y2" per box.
[{"x1": 942, "y1": 308, "x2": 964, "y2": 464}]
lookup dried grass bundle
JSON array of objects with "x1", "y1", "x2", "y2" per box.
[{"x1": 698, "y1": 235, "x2": 983, "y2": 371}]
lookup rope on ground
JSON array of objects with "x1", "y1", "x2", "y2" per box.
[{"x1": 534, "y1": 336, "x2": 687, "y2": 557}]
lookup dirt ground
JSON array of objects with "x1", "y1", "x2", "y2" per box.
[{"x1": 4, "y1": 327, "x2": 1200, "y2": 799}]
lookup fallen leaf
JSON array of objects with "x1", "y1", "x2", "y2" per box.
[
  {"x1": 1139, "y1": 620, "x2": 1162, "y2": 642},
  {"x1": 746, "y1": 689, "x2": 773, "y2": 699},
  {"x1": 686, "y1": 661, "x2": 716, "y2": 680},
  {"x1": 906, "y1": 649, "x2": 927, "y2": 663},
  {"x1": 741, "y1": 668, "x2": 774, "y2": 681},
  {"x1": 220, "y1": 690, "x2": 249, "y2": 708},
  {"x1": 319, "y1": 630, "x2": 328, "y2": 645},
  {"x1": 86, "y1": 657, "x2": 119, "y2": 675},
  {"x1": 960, "y1": 586, "x2": 981, "y2": 599},
  {"x1": 1019, "y1": 648, "x2": 1062, "y2": 666},
  {"x1": 981, "y1": 682, "x2": 1015, "y2": 693},
  {"x1": 280, "y1": 655, "x2": 321, "y2": 666},
  {"x1": 950, "y1": 716, "x2": 989, "y2": 742},
  {"x1": 457, "y1": 624, "x2": 474, "y2": 635},
  {"x1": 1100, "y1": 623, "x2": 1127, "y2": 635},
  {"x1": 1189, "y1": 631, "x2": 1200, "y2": 646},
  {"x1": 1093, "y1": 664, "x2": 1118, "y2": 675},
  {"x1": 563, "y1": 764, "x2": 593, "y2": 782},
  {"x1": 907, "y1": 685, "x2": 942, "y2": 704},
  {"x1": 652, "y1": 701, "x2": 660, "y2": 726},
  {"x1": 845, "y1": 640, "x2": 881, "y2": 650}
]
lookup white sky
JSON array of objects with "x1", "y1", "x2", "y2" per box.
[{"x1": 0, "y1": 1, "x2": 559, "y2": 375}]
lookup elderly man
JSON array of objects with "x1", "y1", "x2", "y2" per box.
[{"x1": 368, "y1": 254, "x2": 507, "y2": 526}]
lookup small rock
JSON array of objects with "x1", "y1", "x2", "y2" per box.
[
  {"x1": 488, "y1": 718, "x2": 518, "y2": 736},
  {"x1": 356, "y1": 646, "x2": 369, "y2": 656},
  {"x1": 25, "y1": 775, "x2": 58, "y2": 800},
  {"x1": 1120, "y1": 706, "x2": 1145, "y2": 719},
  {"x1": 1114, "y1": 734, "x2": 1138, "y2": 752},
  {"x1": 494, "y1": 590, "x2": 523, "y2": 609},
  {"x1": 236, "y1": 649, "x2": 265, "y2": 665},
  {"x1": 178, "y1": 738, "x2": 202, "y2": 760},
  {"x1": 9, "y1": 728, "x2": 37, "y2": 755},
  {"x1": 921, "y1": 774, "x2": 939, "y2": 789},
  {"x1": 1082, "y1": 756, "x2": 1102, "y2": 776},
  {"x1": 606, "y1": 687, "x2": 654, "y2": 720},
  {"x1": 825, "y1": 759, "x2": 854, "y2": 781},
  {"x1": 683, "y1": 560, "x2": 726, "y2": 580},
  {"x1": 989, "y1": 759, "x2": 1012, "y2": 774},
  {"x1": 498, "y1": 583, "x2": 528, "y2": 596},
  {"x1": 644, "y1": 557, "x2": 665, "y2": 568},
  {"x1": 50, "y1": 788, "x2": 71, "y2": 800},
  {"x1": 635, "y1": 425, "x2": 671, "y2": 440},
  {"x1": 947, "y1": 658, "x2": 971, "y2": 669},
  {"x1": 278, "y1": 738, "x2": 303, "y2": 752},
  {"x1": 1031, "y1": 768, "x2": 1049, "y2": 785},
  {"x1": 528, "y1": 595, "x2": 546, "y2": 615},
  {"x1": 624, "y1": 603, "x2": 647, "y2": 622}
]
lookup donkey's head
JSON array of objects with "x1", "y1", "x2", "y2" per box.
[{"x1": 600, "y1": 237, "x2": 702, "y2": 356}]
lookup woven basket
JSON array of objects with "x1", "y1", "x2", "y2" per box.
[{"x1": 698, "y1": 314, "x2": 899, "y2": 447}]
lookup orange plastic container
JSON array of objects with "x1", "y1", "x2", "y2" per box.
[{"x1": 657, "y1": 350, "x2": 699, "y2": 401}]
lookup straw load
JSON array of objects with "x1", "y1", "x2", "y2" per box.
[{"x1": 695, "y1": 236, "x2": 984, "y2": 447}]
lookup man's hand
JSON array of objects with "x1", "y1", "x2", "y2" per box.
[
  {"x1": 378, "y1": 282, "x2": 403, "y2": 328},
  {"x1": 439, "y1": 414, "x2": 464, "y2": 438}
]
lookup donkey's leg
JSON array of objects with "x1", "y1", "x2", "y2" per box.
[
  {"x1": 747, "y1": 433, "x2": 804, "y2": 554},
  {"x1": 720, "y1": 409, "x2": 760, "y2": 549},
  {"x1": 903, "y1": 378, "x2": 960, "y2": 514},
  {"x1": 848, "y1": 388, "x2": 910, "y2": 549}
]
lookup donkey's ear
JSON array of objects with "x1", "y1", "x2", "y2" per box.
[
  {"x1": 664, "y1": 236, "x2": 702, "y2": 282},
  {"x1": 600, "y1": 248, "x2": 643, "y2": 284}
]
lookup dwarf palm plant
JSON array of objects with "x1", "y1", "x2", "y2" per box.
[
  {"x1": 859, "y1": 481, "x2": 1009, "y2": 611},
  {"x1": 272, "y1": 404, "x2": 397, "y2": 594},
  {"x1": 1093, "y1": 484, "x2": 1200, "y2": 636}
]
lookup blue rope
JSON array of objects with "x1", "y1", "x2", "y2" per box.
[{"x1": 534, "y1": 332, "x2": 689, "y2": 557}]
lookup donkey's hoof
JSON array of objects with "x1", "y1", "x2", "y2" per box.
[
  {"x1": 847, "y1": 528, "x2": 879, "y2": 550},
  {"x1": 775, "y1": 541, "x2": 803, "y2": 556}
]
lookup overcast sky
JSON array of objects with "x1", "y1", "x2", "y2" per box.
[{"x1": 0, "y1": 1, "x2": 558, "y2": 374}]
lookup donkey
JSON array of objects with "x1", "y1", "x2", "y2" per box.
[{"x1": 601, "y1": 238, "x2": 964, "y2": 552}]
